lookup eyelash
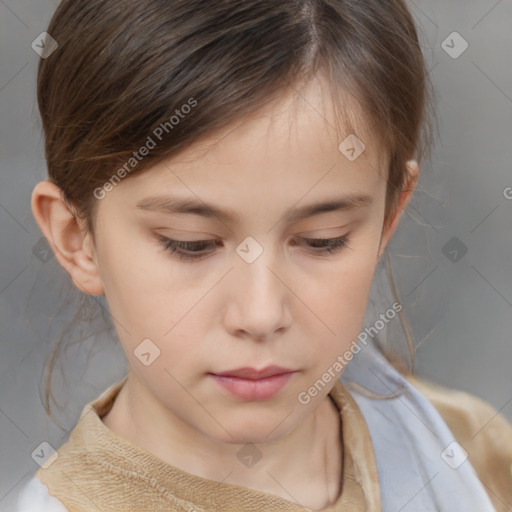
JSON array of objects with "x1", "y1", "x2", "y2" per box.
[{"x1": 156, "y1": 234, "x2": 350, "y2": 261}]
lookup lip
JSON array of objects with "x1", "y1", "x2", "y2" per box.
[
  {"x1": 210, "y1": 373, "x2": 295, "y2": 401},
  {"x1": 209, "y1": 366, "x2": 297, "y2": 401},
  {"x1": 213, "y1": 365, "x2": 295, "y2": 379}
]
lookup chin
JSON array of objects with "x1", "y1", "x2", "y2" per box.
[{"x1": 210, "y1": 414, "x2": 298, "y2": 446}]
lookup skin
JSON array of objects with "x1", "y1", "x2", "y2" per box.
[{"x1": 32, "y1": 76, "x2": 419, "y2": 510}]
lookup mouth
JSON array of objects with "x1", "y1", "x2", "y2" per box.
[
  {"x1": 208, "y1": 366, "x2": 297, "y2": 401},
  {"x1": 211, "y1": 365, "x2": 295, "y2": 379}
]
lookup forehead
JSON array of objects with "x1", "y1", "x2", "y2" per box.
[
  {"x1": 109, "y1": 76, "x2": 389, "y2": 211},
  {"x1": 172, "y1": 76, "x2": 385, "y2": 166}
]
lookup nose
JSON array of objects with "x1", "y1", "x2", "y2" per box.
[{"x1": 223, "y1": 244, "x2": 292, "y2": 342}]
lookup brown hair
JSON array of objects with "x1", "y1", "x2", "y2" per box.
[{"x1": 36, "y1": 0, "x2": 435, "y2": 421}]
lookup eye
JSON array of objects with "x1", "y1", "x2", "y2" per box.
[
  {"x1": 298, "y1": 235, "x2": 350, "y2": 255},
  {"x1": 156, "y1": 235, "x2": 220, "y2": 261},
  {"x1": 155, "y1": 234, "x2": 350, "y2": 261}
]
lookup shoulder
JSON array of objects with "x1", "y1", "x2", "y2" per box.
[
  {"x1": 407, "y1": 374, "x2": 512, "y2": 512},
  {"x1": 15, "y1": 475, "x2": 70, "y2": 512}
]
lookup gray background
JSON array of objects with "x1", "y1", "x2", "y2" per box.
[{"x1": 1, "y1": 0, "x2": 511, "y2": 509}]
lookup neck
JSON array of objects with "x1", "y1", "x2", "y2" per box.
[{"x1": 101, "y1": 371, "x2": 343, "y2": 510}]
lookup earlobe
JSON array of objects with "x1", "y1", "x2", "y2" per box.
[
  {"x1": 31, "y1": 181, "x2": 104, "y2": 296},
  {"x1": 377, "y1": 160, "x2": 420, "y2": 260}
]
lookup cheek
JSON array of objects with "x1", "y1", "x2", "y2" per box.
[
  {"x1": 95, "y1": 228, "x2": 181, "y2": 333},
  {"x1": 96, "y1": 228, "x2": 215, "y2": 362},
  {"x1": 300, "y1": 238, "x2": 379, "y2": 346},
  {"x1": 313, "y1": 266, "x2": 374, "y2": 337}
]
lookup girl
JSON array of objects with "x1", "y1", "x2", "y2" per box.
[{"x1": 17, "y1": 0, "x2": 512, "y2": 511}]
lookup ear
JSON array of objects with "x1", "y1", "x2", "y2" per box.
[
  {"x1": 377, "y1": 160, "x2": 419, "y2": 260},
  {"x1": 31, "y1": 180, "x2": 104, "y2": 296}
]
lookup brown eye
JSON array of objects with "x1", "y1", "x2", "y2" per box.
[
  {"x1": 156, "y1": 235, "x2": 220, "y2": 261},
  {"x1": 300, "y1": 235, "x2": 349, "y2": 254}
]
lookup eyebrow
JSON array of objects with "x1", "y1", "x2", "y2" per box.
[{"x1": 136, "y1": 193, "x2": 373, "y2": 224}]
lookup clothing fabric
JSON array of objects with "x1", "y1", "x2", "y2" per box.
[
  {"x1": 15, "y1": 342, "x2": 512, "y2": 511},
  {"x1": 17, "y1": 374, "x2": 380, "y2": 512},
  {"x1": 341, "y1": 340, "x2": 512, "y2": 512},
  {"x1": 16, "y1": 475, "x2": 69, "y2": 512}
]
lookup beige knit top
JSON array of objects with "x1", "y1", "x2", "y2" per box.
[{"x1": 33, "y1": 375, "x2": 512, "y2": 512}]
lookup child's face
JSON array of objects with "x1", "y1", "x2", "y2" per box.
[{"x1": 90, "y1": 79, "x2": 401, "y2": 443}]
